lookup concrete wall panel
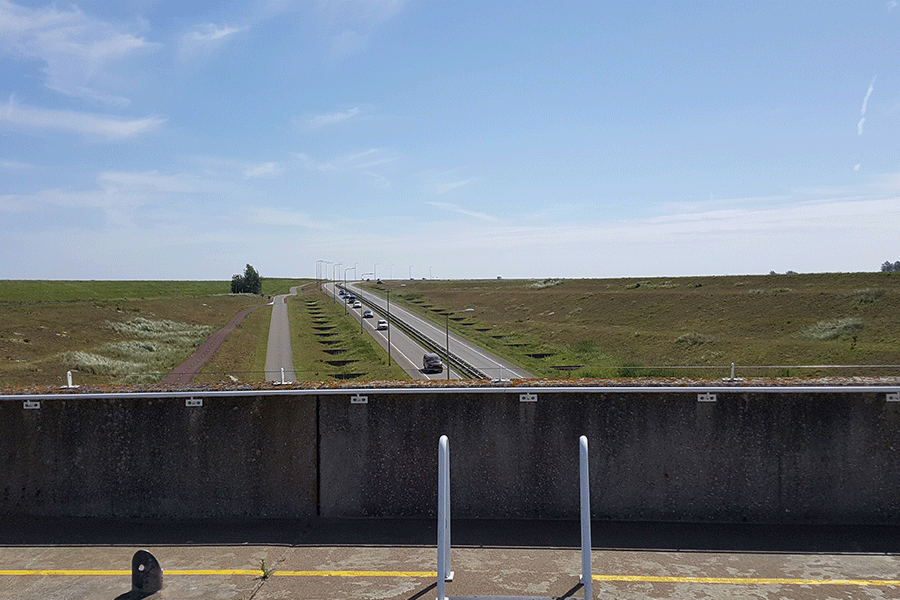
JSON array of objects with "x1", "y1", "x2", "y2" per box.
[
  {"x1": 4, "y1": 388, "x2": 900, "y2": 524},
  {"x1": 0, "y1": 395, "x2": 317, "y2": 518}
]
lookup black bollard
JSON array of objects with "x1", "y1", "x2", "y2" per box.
[{"x1": 131, "y1": 550, "x2": 163, "y2": 596}]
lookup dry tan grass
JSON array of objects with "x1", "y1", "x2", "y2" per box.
[{"x1": 363, "y1": 272, "x2": 900, "y2": 378}]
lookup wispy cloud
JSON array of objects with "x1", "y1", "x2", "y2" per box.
[
  {"x1": 422, "y1": 170, "x2": 474, "y2": 195},
  {"x1": 179, "y1": 23, "x2": 246, "y2": 60},
  {"x1": 244, "y1": 205, "x2": 335, "y2": 230},
  {"x1": 294, "y1": 148, "x2": 395, "y2": 175},
  {"x1": 320, "y1": 0, "x2": 409, "y2": 59},
  {"x1": 244, "y1": 162, "x2": 282, "y2": 179},
  {"x1": 0, "y1": 159, "x2": 36, "y2": 170},
  {"x1": 888, "y1": 1, "x2": 898, "y2": 11},
  {"x1": 294, "y1": 152, "x2": 338, "y2": 173},
  {"x1": 1, "y1": 98, "x2": 165, "y2": 140},
  {"x1": 0, "y1": 0, "x2": 156, "y2": 106},
  {"x1": 97, "y1": 171, "x2": 204, "y2": 194},
  {"x1": 858, "y1": 76, "x2": 876, "y2": 135},
  {"x1": 426, "y1": 201, "x2": 499, "y2": 222},
  {"x1": 307, "y1": 106, "x2": 362, "y2": 128}
]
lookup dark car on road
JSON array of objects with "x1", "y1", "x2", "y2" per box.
[{"x1": 423, "y1": 352, "x2": 443, "y2": 373}]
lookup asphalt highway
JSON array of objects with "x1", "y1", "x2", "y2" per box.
[
  {"x1": 344, "y1": 281, "x2": 533, "y2": 380},
  {"x1": 323, "y1": 282, "x2": 451, "y2": 380}
]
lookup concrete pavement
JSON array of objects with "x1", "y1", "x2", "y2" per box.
[
  {"x1": 264, "y1": 287, "x2": 298, "y2": 383},
  {"x1": 3, "y1": 519, "x2": 900, "y2": 600}
]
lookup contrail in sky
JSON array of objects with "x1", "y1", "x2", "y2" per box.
[{"x1": 858, "y1": 76, "x2": 876, "y2": 135}]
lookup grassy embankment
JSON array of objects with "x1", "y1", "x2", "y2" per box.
[
  {"x1": 361, "y1": 272, "x2": 900, "y2": 379},
  {"x1": 0, "y1": 279, "x2": 301, "y2": 387},
  {"x1": 4, "y1": 273, "x2": 899, "y2": 386},
  {"x1": 197, "y1": 284, "x2": 407, "y2": 382}
]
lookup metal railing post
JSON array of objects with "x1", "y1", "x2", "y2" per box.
[
  {"x1": 437, "y1": 435, "x2": 453, "y2": 599},
  {"x1": 580, "y1": 435, "x2": 593, "y2": 599}
]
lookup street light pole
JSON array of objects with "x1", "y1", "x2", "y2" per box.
[{"x1": 445, "y1": 308, "x2": 474, "y2": 380}]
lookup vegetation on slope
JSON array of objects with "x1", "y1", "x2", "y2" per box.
[{"x1": 362, "y1": 272, "x2": 900, "y2": 379}]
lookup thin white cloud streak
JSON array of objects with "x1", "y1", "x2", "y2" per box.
[
  {"x1": 426, "y1": 201, "x2": 499, "y2": 222},
  {"x1": 244, "y1": 162, "x2": 282, "y2": 179},
  {"x1": 179, "y1": 23, "x2": 245, "y2": 60},
  {"x1": 320, "y1": 0, "x2": 409, "y2": 59},
  {"x1": 307, "y1": 107, "x2": 361, "y2": 128},
  {"x1": 403, "y1": 196, "x2": 900, "y2": 277},
  {"x1": 0, "y1": 159, "x2": 36, "y2": 169},
  {"x1": 0, "y1": 99, "x2": 166, "y2": 140},
  {"x1": 422, "y1": 170, "x2": 474, "y2": 195},
  {"x1": 294, "y1": 148, "x2": 394, "y2": 173},
  {"x1": 858, "y1": 76, "x2": 876, "y2": 135},
  {"x1": 96, "y1": 171, "x2": 205, "y2": 194},
  {"x1": 0, "y1": 0, "x2": 155, "y2": 105},
  {"x1": 295, "y1": 152, "x2": 338, "y2": 173},
  {"x1": 243, "y1": 205, "x2": 335, "y2": 230}
]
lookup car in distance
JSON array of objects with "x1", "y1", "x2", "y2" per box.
[
  {"x1": 352, "y1": 301, "x2": 362, "y2": 308},
  {"x1": 362, "y1": 309, "x2": 373, "y2": 318},
  {"x1": 423, "y1": 352, "x2": 443, "y2": 373},
  {"x1": 376, "y1": 319, "x2": 388, "y2": 330}
]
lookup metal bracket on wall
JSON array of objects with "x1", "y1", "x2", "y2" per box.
[
  {"x1": 887, "y1": 392, "x2": 900, "y2": 402},
  {"x1": 519, "y1": 393, "x2": 538, "y2": 403},
  {"x1": 23, "y1": 401, "x2": 40, "y2": 410},
  {"x1": 351, "y1": 394, "x2": 368, "y2": 404},
  {"x1": 185, "y1": 398, "x2": 203, "y2": 407},
  {"x1": 697, "y1": 393, "x2": 717, "y2": 402}
]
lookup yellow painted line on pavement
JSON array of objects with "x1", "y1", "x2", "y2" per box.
[
  {"x1": 595, "y1": 574, "x2": 900, "y2": 586},
  {"x1": 3, "y1": 570, "x2": 899, "y2": 586},
  {"x1": 0, "y1": 569, "x2": 433, "y2": 578},
  {"x1": 0, "y1": 570, "x2": 130, "y2": 576}
]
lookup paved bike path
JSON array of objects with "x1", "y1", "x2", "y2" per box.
[{"x1": 264, "y1": 287, "x2": 298, "y2": 382}]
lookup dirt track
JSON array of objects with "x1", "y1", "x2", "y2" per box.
[{"x1": 160, "y1": 300, "x2": 270, "y2": 384}]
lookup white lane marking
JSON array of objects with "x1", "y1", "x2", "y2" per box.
[{"x1": 350, "y1": 285, "x2": 528, "y2": 378}]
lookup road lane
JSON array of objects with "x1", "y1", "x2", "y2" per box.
[
  {"x1": 345, "y1": 281, "x2": 533, "y2": 380},
  {"x1": 322, "y1": 282, "x2": 451, "y2": 380}
]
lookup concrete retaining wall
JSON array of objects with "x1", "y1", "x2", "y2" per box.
[
  {"x1": 3, "y1": 387, "x2": 900, "y2": 524},
  {"x1": 1, "y1": 394, "x2": 317, "y2": 518}
]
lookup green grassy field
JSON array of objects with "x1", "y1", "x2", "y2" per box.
[
  {"x1": 3, "y1": 273, "x2": 899, "y2": 388},
  {"x1": 192, "y1": 285, "x2": 408, "y2": 383},
  {"x1": 0, "y1": 279, "x2": 303, "y2": 387},
  {"x1": 360, "y1": 272, "x2": 900, "y2": 379},
  {"x1": 286, "y1": 286, "x2": 408, "y2": 382}
]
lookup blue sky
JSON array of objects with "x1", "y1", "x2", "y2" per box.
[{"x1": 1, "y1": 0, "x2": 899, "y2": 281}]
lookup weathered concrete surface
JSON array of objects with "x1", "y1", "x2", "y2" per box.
[
  {"x1": 318, "y1": 388, "x2": 900, "y2": 523},
  {"x1": 0, "y1": 394, "x2": 317, "y2": 518},
  {"x1": 3, "y1": 387, "x2": 900, "y2": 524}
]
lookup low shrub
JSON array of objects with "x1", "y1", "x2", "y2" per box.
[{"x1": 803, "y1": 318, "x2": 864, "y2": 340}]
